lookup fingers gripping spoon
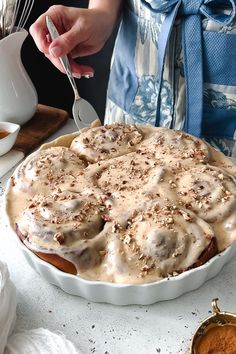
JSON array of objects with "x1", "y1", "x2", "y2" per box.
[{"x1": 46, "y1": 15, "x2": 100, "y2": 130}]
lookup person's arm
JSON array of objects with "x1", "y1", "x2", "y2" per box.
[
  {"x1": 29, "y1": 1, "x2": 123, "y2": 77},
  {"x1": 89, "y1": 0, "x2": 123, "y2": 25}
]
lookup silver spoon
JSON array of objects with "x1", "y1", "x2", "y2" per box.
[{"x1": 46, "y1": 15, "x2": 99, "y2": 130}]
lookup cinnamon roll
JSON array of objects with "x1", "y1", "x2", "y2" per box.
[
  {"x1": 176, "y1": 165, "x2": 236, "y2": 223},
  {"x1": 15, "y1": 191, "x2": 107, "y2": 275},
  {"x1": 13, "y1": 147, "x2": 86, "y2": 194},
  {"x1": 102, "y1": 203, "x2": 217, "y2": 284},
  {"x1": 89, "y1": 151, "x2": 176, "y2": 221},
  {"x1": 137, "y1": 127, "x2": 211, "y2": 169},
  {"x1": 70, "y1": 123, "x2": 144, "y2": 162}
]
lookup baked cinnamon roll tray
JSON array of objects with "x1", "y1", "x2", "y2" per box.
[{"x1": 3, "y1": 122, "x2": 236, "y2": 305}]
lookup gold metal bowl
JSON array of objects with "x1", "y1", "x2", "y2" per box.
[{"x1": 191, "y1": 298, "x2": 236, "y2": 353}]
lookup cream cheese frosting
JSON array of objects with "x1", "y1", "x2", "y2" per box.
[
  {"x1": 5, "y1": 124, "x2": 236, "y2": 284},
  {"x1": 70, "y1": 123, "x2": 144, "y2": 162},
  {"x1": 137, "y1": 127, "x2": 211, "y2": 168},
  {"x1": 98, "y1": 203, "x2": 215, "y2": 284},
  {"x1": 16, "y1": 191, "x2": 106, "y2": 251},
  {"x1": 176, "y1": 165, "x2": 236, "y2": 222},
  {"x1": 13, "y1": 146, "x2": 86, "y2": 194},
  {"x1": 0, "y1": 260, "x2": 16, "y2": 354}
]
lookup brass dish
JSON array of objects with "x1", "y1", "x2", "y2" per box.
[{"x1": 191, "y1": 298, "x2": 236, "y2": 353}]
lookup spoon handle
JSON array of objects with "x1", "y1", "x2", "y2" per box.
[{"x1": 45, "y1": 15, "x2": 80, "y2": 100}]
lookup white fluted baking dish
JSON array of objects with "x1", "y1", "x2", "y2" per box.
[
  {"x1": 3, "y1": 129, "x2": 236, "y2": 305},
  {"x1": 3, "y1": 211, "x2": 236, "y2": 305}
]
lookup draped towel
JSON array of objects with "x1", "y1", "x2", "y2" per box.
[{"x1": 141, "y1": 0, "x2": 236, "y2": 136}]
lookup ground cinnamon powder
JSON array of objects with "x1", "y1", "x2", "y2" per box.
[
  {"x1": 0, "y1": 129, "x2": 10, "y2": 139},
  {"x1": 196, "y1": 324, "x2": 236, "y2": 354}
]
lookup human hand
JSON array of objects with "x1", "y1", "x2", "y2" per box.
[{"x1": 29, "y1": 5, "x2": 117, "y2": 78}]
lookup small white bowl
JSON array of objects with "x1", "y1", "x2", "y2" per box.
[{"x1": 0, "y1": 122, "x2": 20, "y2": 156}]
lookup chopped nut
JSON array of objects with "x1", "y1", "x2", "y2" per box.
[
  {"x1": 99, "y1": 250, "x2": 106, "y2": 256},
  {"x1": 53, "y1": 232, "x2": 64, "y2": 244},
  {"x1": 124, "y1": 234, "x2": 132, "y2": 244}
]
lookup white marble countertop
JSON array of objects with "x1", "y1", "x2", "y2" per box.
[{"x1": 1, "y1": 119, "x2": 236, "y2": 354}]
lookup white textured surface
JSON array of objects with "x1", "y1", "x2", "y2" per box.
[
  {"x1": 0, "y1": 261, "x2": 16, "y2": 354},
  {"x1": 0, "y1": 150, "x2": 24, "y2": 178},
  {"x1": 1, "y1": 119, "x2": 236, "y2": 353}
]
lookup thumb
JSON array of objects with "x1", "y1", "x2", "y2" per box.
[{"x1": 49, "y1": 28, "x2": 82, "y2": 58}]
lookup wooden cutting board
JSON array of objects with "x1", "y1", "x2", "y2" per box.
[
  {"x1": 0, "y1": 105, "x2": 73, "y2": 179},
  {"x1": 13, "y1": 104, "x2": 70, "y2": 155}
]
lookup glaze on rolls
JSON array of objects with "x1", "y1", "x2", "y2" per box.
[
  {"x1": 5, "y1": 123, "x2": 236, "y2": 284},
  {"x1": 70, "y1": 123, "x2": 144, "y2": 162},
  {"x1": 15, "y1": 191, "x2": 107, "y2": 275},
  {"x1": 138, "y1": 127, "x2": 211, "y2": 170},
  {"x1": 176, "y1": 165, "x2": 236, "y2": 223},
  {"x1": 89, "y1": 151, "x2": 176, "y2": 221},
  {"x1": 13, "y1": 146, "x2": 86, "y2": 194},
  {"x1": 102, "y1": 203, "x2": 217, "y2": 284}
]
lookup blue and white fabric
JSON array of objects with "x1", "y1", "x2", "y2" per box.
[{"x1": 105, "y1": 0, "x2": 236, "y2": 157}]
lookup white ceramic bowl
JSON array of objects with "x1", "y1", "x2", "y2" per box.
[{"x1": 0, "y1": 122, "x2": 20, "y2": 156}]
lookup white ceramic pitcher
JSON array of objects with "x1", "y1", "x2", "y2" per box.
[{"x1": 0, "y1": 28, "x2": 38, "y2": 124}]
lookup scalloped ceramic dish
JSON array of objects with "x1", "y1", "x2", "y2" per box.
[
  {"x1": 3, "y1": 209, "x2": 236, "y2": 305},
  {"x1": 3, "y1": 131, "x2": 236, "y2": 305}
]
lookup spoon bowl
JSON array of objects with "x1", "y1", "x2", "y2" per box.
[
  {"x1": 46, "y1": 15, "x2": 99, "y2": 130},
  {"x1": 72, "y1": 96, "x2": 100, "y2": 129}
]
